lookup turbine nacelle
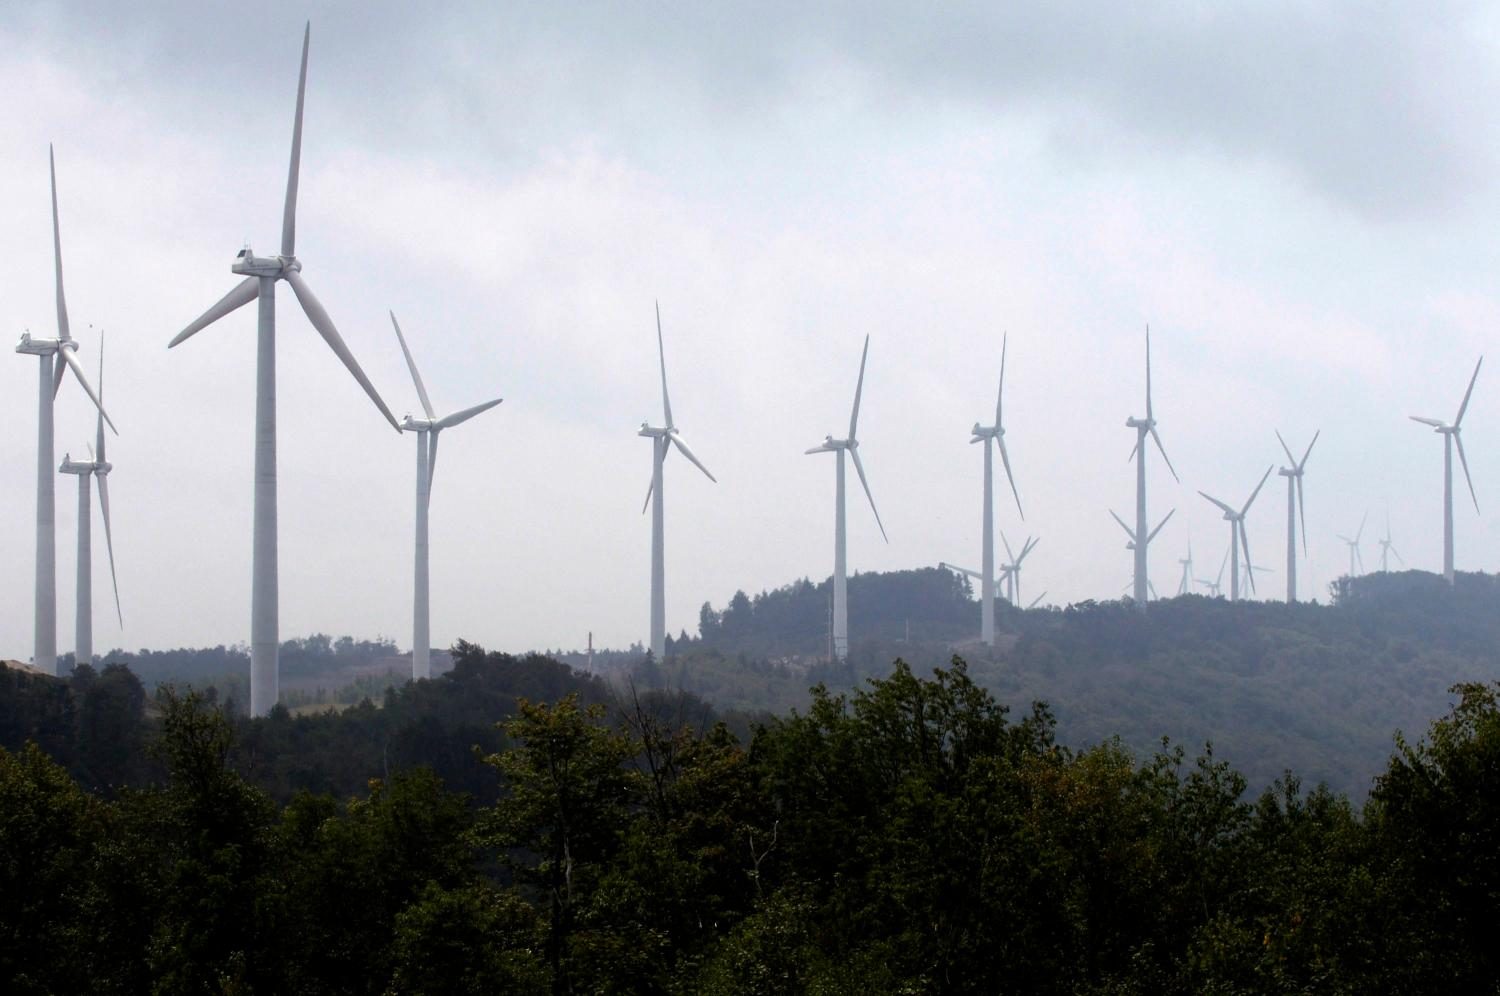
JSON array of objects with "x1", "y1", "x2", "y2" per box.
[
  {"x1": 806, "y1": 434, "x2": 853, "y2": 453},
  {"x1": 639, "y1": 422, "x2": 672, "y2": 439},
  {"x1": 231, "y1": 247, "x2": 302, "y2": 279},
  {"x1": 16, "y1": 333, "x2": 62, "y2": 355},
  {"x1": 402, "y1": 415, "x2": 435, "y2": 432}
]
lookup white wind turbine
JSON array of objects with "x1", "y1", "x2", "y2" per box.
[
  {"x1": 58, "y1": 332, "x2": 122, "y2": 667},
  {"x1": 1197, "y1": 546, "x2": 1230, "y2": 597},
  {"x1": 1378, "y1": 513, "x2": 1404, "y2": 572},
  {"x1": 1410, "y1": 357, "x2": 1482, "y2": 586},
  {"x1": 1199, "y1": 466, "x2": 1273, "y2": 602},
  {"x1": 1124, "y1": 327, "x2": 1179, "y2": 611},
  {"x1": 1000, "y1": 532, "x2": 1039, "y2": 607},
  {"x1": 807, "y1": 335, "x2": 886, "y2": 661},
  {"x1": 970, "y1": 334, "x2": 1023, "y2": 646},
  {"x1": 1176, "y1": 542, "x2": 1194, "y2": 596},
  {"x1": 640, "y1": 304, "x2": 716, "y2": 661},
  {"x1": 1110, "y1": 507, "x2": 1174, "y2": 604},
  {"x1": 1337, "y1": 512, "x2": 1368, "y2": 578},
  {"x1": 169, "y1": 24, "x2": 401, "y2": 717},
  {"x1": 1275, "y1": 430, "x2": 1319, "y2": 603},
  {"x1": 14, "y1": 146, "x2": 116, "y2": 675},
  {"x1": 939, "y1": 561, "x2": 1007, "y2": 635},
  {"x1": 390, "y1": 312, "x2": 504, "y2": 680}
]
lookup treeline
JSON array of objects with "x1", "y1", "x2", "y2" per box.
[
  {"x1": 60, "y1": 633, "x2": 400, "y2": 690},
  {"x1": 4, "y1": 653, "x2": 1499, "y2": 993}
]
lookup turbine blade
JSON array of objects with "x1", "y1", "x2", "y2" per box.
[
  {"x1": 1455, "y1": 356, "x2": 1483, "y2": 427},
  {"x1": 96, "y1": 474, "x2": 122, "y2": 627},
  {"x1": 1027, "y1": 591, "x2": 1046, "y2": 609},
  {"x1": 849, "y1": 334, "x2": 870, "y2": 440},
  {"x1": 995, "y1": 332, "x2": 1007, "y2": 428},
  {"x1": 1018, "y1": 536, "x2": 1039, "y2": 565},
  {"x1": 49, "y1": 146, "x2": 70, "y2": 342},
  {"x1": 655, "y1": 301, "x2": 674, "y2": 429},
  {"x1": 1001, "y1": 531, "x2": 1016, "y2": 562},
  {"x1": 1392, "y1": 545, "x2": 1405, "y2": 564},
  {"x1": 1410, "y1": 415, "x2": 1445, "y2": 427},
  {"x1": 1275, "y1": 428, "x2": 1297, "y2": 468},
  {"x1": 1109, "y1": 509, "x2": 1136, "y2": 541},
  {"x1": 282, "y1": 22, "x2": 310, "y2": 257},
  {"x1": 1240, "y1": 525, "x2": 1255, "y2": 592},
  {"x1": 284, "y1": 269, "x2": 401, "y2": 431},
  {"x1": 1216, "y1": 545, "x2": 1229, "y2": 586},
  {"x1": 804, "y1": 443, "x2": 834, "y2": 455},
  {"x1": 435, "y1": 397, "x2": 504, "y2": 430},
  {"x1": 1356, "y1": 509, "x2": 1369, "y2": 543},
  {"x1": 1198, "y1": 491, "x2": 1235, "y2": 517},
  {"x1": 61, "y1": 347, "x2": 117, "y2": 434},
  {"x1": 1300, "y1": 430, "x2": 1320, "y2": 470},
  {"x1": 849, "y1": 448, "x2": 887, "y2": 542},
  {"x1": 1455, "y1": 432, "x2": 1479, "y2": 513},
  {"x1": 389, "y1": 312, "x2": 435, "y2": 419},
  {"x1": 669, "y1": 432, "x2": 717, "y2": 483},
  {"x1": 95, "y1": 331, "x2": 106, "y2": 463},
  {"x1": 996, "y1": 436, "x2": 1024, "y2": 519},
  {"x1": 170, "y1": 276, "x2": 260, "y2": 348},
  {"x1": 1239, "y1": 465, "x2": 1274, "y2": 516},
  {"x1": 641, "y1": 476, "x2": 653, "y2": 515},
  {"x1": 1150, "y1": 427, "x2": 1180, "y2": 482},
  {"x1": 1297, "y1": 477, "x2": 1308, "y2": 556},
  {"x1": 1147, "y1": 508, "x2": 1175, "y2": 544},
  {"x1": 1126, "y1": 437, "x2": 1140, "y2": 463},
  {"x1": 1144, "y1": 325, "x2": 1153, "y2": 420},
  {"x1": 427, "y1": 428, "x2": 440, "y2": 492},
  {"x1": 51, "y1": 353, "x2": 66, "y2": 399}
]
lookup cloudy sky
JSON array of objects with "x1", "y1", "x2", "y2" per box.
[{"x1": 4, "y1": 1, "x2": 1500, "y2": 659}]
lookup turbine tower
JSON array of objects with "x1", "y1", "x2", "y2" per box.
[
  {"x1": 1124, "y1": 327, "x2": 1179, "y2": 611},
  {"x1": 169, "y1": 24, "x2": 401, "y2": 716},
  {"x1": 1275, "y1": 430, "x2": 1319, "y2": 603},
  {"x1": 639, "y1": 303, "x2": 717, "y2": 661},
  {"x1": 58, "y1": 333, "x2": 122, "y2": 667},
  {"x1": 390, "y1": 312, "x2": 504, "y2": 680},
  {"x1": 806, "y1": 335, "x2": 886, "y2": 661},
  {"x1": 1110, "y1": 507, "x2": 1174, "y2": 604},
  {"x1": 970, "y1": 334, "x2": 1023, "y2": 646},
  {"x1": 1379, "y1": 514, "x2": 1404, "y2": 572},
  {"x1": 1199, "y1": 466, "x2": 1273, "y2": 602},
  {"x1": 1336, "y1": 512, "x2": 1368, "y2": 578},
  {"x1": 1410, "y1": 356, "x2": 1482, "y2": 586},
  {"x1": 14, "y1": 146, "x2": 115, "y2": 675}
]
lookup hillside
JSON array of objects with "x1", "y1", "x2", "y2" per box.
[{"x1": 657, "y1": 568, "x2": 1500, "y2": 798}]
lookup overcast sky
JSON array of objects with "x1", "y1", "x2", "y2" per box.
[{"x1": 5, "y1": 1, "x2": 1500, "y2": 659}]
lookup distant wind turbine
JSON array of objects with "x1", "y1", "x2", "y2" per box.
[
  {"x1": 1275, "y1": 430, "x2": 1319, "y2": 603},
  {"x1": 640, "y1": 304, "x2": 716, "y2": 661},
  {"x1": 1176, "y1": 542, "x2": 1194, "y2": 597},
  {"x1": 970, "y1": 333, "x2": 1023, "y2": 646},
  {"x1": 807, "y1": 336, "x2": 885, "y2": 661},
  {"x1": 940, "y1": 561, "x2": 1004, "y2": 632},
  {"x1": 1110, "y1": 507, "x2": 1174, "y2": 604},
  {"x1": 1000, "y1": 532, "x2": 1039, "y2": 607},
  {"x1": 1124, "y1": 327, "x2": 1179, "y2": 611},
  {"x1": 1199, "y1": 466, "x2": 1273, "y2": 602},
  {"x1": 1197, "y1": 546, "x2": 1230, "y2": 598},
  {"x1": 1410, "y1": 356, "x2": 1482, "y2": 586},
  {"x1": 168, "y1": 24, "x2": 401, "y2": 716},
  {"x1": 58, "y1": 332, "x2": 121, "y2": 667},
  {"x1": 1336, "y1": 511, "x2": 1368, "y2": 578},
  {"x1": 390, "y1": 312, "x2": 504, "y2": 680},
  {"x1": 15, "y1": 146, "x2": 115, "y2": 675},
  {"x1": 1379, "y1": 513, "x2": 1404, "y2": 573}
]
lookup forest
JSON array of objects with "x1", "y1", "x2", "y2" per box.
[{"x1": 3, "y1": 640, "x2": 1500, "y2": 993}]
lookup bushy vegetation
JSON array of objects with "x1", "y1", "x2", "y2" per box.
[{"x1": 4, "y1": 652, "x2": 1500, "y2": 993}]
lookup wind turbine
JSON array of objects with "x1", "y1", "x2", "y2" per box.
[
  {"x1": 390, "y1": 312, "x2": 503, "y2": 680},
  {"x1": 1124, "y1": 327, "x2": 1179, "y2": 611},
  {"x1": 58, "y1": 333, "x2": 121, "y2": 667},
  {"x1": 1410, "y1": 357, "x2": 1482, "y2": 586},
  {"x1": 807, "y1": 335, "x2": 885, "y2": 660},
  {"x1": 1275, "y1": 430, "x2": 1319, "y2": 603},
  {"x1": 640, "y1": 303, "x2": 716, "y2": 661},
  {"x1": 1196, "y1": 547, "x2": 1229, "y2": 597},
  {"x1": 1336, "y1": 512, "x2": 1368, "y2": 578},
  {"x1": 1379, "y1": 513, "x2": 1404, "y2": 572},
  {"x1": 970, "y1": 334, "x2": 1023, "y2": 646},
  {"x1": 14, "y1": 146, "x2": 115, "y2": 675},
  {"x1": 940, "y1": 561, "x2": 1000, "y2": 637},
  {"x1": 1110, "y1": 507, "x2": 1174, "y2": 604},
  {"x1": 1000, "y1": 532, "x2": 1039, "y2": 607},
  {"x1": 1176, "y1": 543, "x2": 1194, "y2": 596},
  {"x1": 1199, "y1": 466, "x2": 1273, "y2": 602},
  {"x1": 168, "y1": 24, "x2": 401, "y2": 717}
]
